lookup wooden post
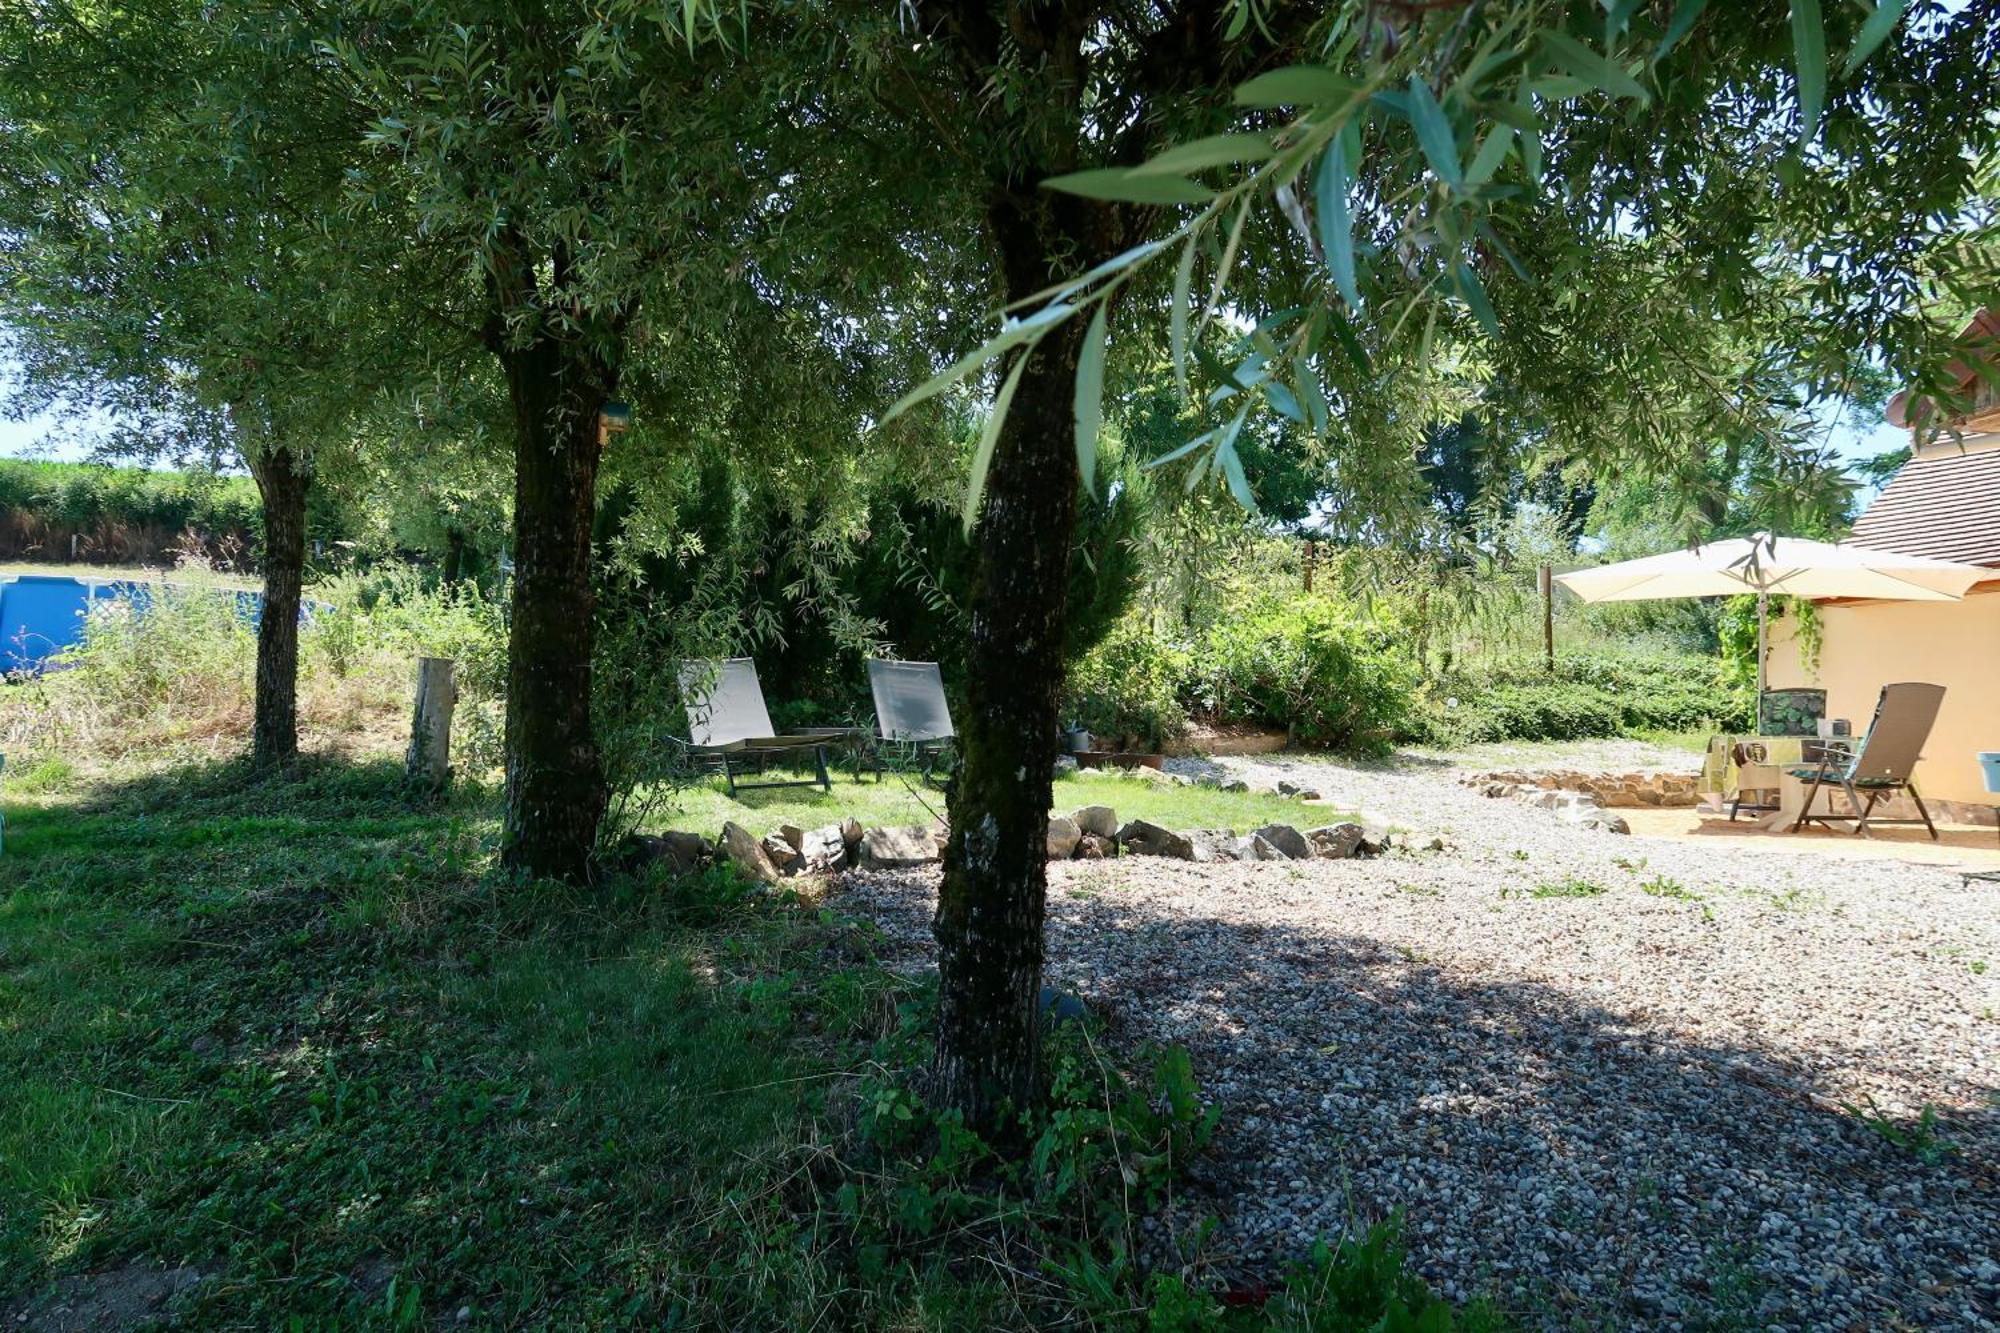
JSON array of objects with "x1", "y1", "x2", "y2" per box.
[
  {"x1": 1539, "y1": 564, "x2": 1555, "y2": 672},
  {"x1": 406, "y1": 656, "x2": 457, "y2": 792},
  {"x1": 1302, "y1": 539, "x2": 1317, "y2": 593}
]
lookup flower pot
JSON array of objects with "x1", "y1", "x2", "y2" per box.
[{"x1": 1980, "y1": 751, "x2": 2000, "y2": 795}]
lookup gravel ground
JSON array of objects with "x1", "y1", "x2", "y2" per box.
[{"x1": 833, "y1": 750, "x2": 2000, "y2": 1330}]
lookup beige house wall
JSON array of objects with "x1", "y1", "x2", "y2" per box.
[{"x1": 1766, "y1": 585, "x2": 2000, "y2": 807}]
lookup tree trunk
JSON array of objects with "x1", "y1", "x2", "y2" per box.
[
  {"x1": 441, "y1": 526, "x2": 466, "y2": 588},
  {"x1": 249, "y1": 444, "x2": 307, "y2": 769},
  {"x1": 498, "y1": 333, "x2": 612, "y2": 881},
  {"x1": 931, "y1": 192, "x2": 1092, "y2": 1135}
]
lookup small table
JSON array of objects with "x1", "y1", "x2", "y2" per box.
[
  {"x1": 1759, "y1": 769, "x2": 1817, "y2": 831},
  {"x1": 1701, "y1": 734, "x2": 1811, "y2": 817}
]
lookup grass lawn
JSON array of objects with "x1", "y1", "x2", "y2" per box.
[
  {"x1": 0, "y1": 757, "x2": 1443, "y2": 1329},
  {"x1": 1, "y1": 759, "x2": 889, "y2": 1326},
  {"x1": 657, "y1": 766, "x2": 1351, "y2": 840}
]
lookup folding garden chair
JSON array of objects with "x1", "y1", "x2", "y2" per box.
[
  {"x1": 866, "y1": 659, "x2": 955, "y2": 780},
  {"x1": 676, "y1": 659, "x2": 853, "y2": 795},
  {"x1": 1788, "y1": 682, "x2": 1945, "y2": 840}
]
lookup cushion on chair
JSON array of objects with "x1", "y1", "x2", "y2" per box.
[{"x1": 1759, "y1": 688, "x2": 1827, "y2": 737}]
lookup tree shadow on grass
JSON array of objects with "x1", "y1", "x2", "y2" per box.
[
  {"x1": 843, "y1": 869, "x2": 1999, "y2": 1329},
  {"x1": 2, "y1": 750, "x2": 891, "y2": 1328}
]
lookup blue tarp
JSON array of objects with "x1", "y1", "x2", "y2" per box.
[{"x1": 0, "y1": 573, "x2": 271, "y2": 674}]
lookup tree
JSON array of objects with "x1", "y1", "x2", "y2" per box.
[
  {"x1": 883, "y1": 0, "x2": 1999, "y2": 1130},
  {"x1": 858, "y1": 0, "x2": 1321, "y2": 1133},
  {"x1": 318, "y1": 0, "x2": 955, "y2": 878},
  {"x1": 0, "y1": 2, "x2": 403, "y2": 767}
]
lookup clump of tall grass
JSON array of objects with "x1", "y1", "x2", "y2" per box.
[
  {"x1": 2, "y1": 565, "x2": 258, "y2": 766},
  {"x1": 0, "y1": 559, "x2": 508, "y2": 776},
  {"x1": 299, "y1": 566, "x2": 508, "y2": 760}
]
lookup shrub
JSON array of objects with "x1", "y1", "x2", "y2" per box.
[
  {"x1": 1190, "y1": 597, "x2": 1414, "y2": 755},
  {"x1": 1065, "y1": 620, "x2": 1191, "y2": 751},
  {"x1": 1421, "y1": 648, "x2": 1747, "y2": 744},
  {"x1": 0, "y1": 458, "x2": 265, "y2": 565}
]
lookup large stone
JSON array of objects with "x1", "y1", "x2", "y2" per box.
[
  {"x1": 1306, "y1": 823, "x2": 1365, "y2": 859},
  {"x1": 1357, "y1": 823, "x2": 1396, "y2": 857},
  {"x1": 719, "y1": 821, "x2": 781, "y2": 885},
  {"x1": 778, "y1": 824, "x2": 807, "y2": 852},
  {"x1": 1250, "y1": 823, "x2": 1311, "y2": 859},
  {"x1": 1045, "y1": 815, "x2": 1083, "y2": 860},
  {"x1": 1187, "y1": 829, "x2": 1241, "y2": 862},
  {"x1": 860, "y1": 824, "x2": 942, "y2": 869},
  {"x1": 760, "y1": 833, "x2": 803, "y2": 874},
  {"x1": 612, "y1": 830, "x2": 711, "y2": 877},
  {"x1": 1248, "y1": 833, "x2": 1287, "y2": 860},
  {"x1": 797, "y1": 824, "x2": 849, "y2": 873},
  {"x1": 1570, "y1": 808, "x2": 1632, "y2": 834},
  {"x1": 1071, "y1": 805, "x2": 1119, "y2": 838},
  {"x1": 1076, "y1": 833, "x2": 1114, "y2": 859},
  {"x1": 1116, "y1": 819, "x2": 1194, "y2": 859}
]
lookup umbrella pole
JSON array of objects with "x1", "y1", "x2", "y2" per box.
[{"x1": 1755, "y1": 592, "x2": 1767, "y2": 702}]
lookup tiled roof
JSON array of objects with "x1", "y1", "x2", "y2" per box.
[{"x1": 1850, "y1": 447, "x2": 2000, "y2": 567}]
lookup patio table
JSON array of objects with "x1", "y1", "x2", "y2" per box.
[{"x1": 1699, "y1": 734, "x2": 1811, "y2": 814}]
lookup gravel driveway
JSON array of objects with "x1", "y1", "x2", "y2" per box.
[{"x1": 833, "y1": 750, "x2": 2000, "y2": 1330}]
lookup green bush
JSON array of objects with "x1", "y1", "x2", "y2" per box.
[
  {"x1": 0, "y1": 459, "x2": 264, "y2": 564},
  {"x1": 1190, "y1": 597, "x2": 1414, "y2": 755},
  {"x1": 1065, "y1": 620, "x2": 1191, "y2": 751},
  {"x1": 1422, "y1": 649, "x2": 1747, "y2": 743}
]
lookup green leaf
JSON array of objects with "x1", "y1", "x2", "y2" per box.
[
  {"x1": 880, "y1": 302, "x2": 1077, "y2": 423},
  {"x1": 1041, "y1": 168, "x2": 1214, "y2": 205},
  {"x1": 1004, "y1": 239, "x2": 1164, "y2": 312},
  {"x1": 1406, "y1": 76, "x2": 1462, "y2": 188},
  {"x1": 1171, "y1": 233, "x2": 1195, "y2": 401},
  {"x1": 1654, "y1": 0, "x2": 1709, "y2": 59},
  {"x1": 1147, "y1": 429, "x2": 1214, "y2": 470},
  {"x1": 1132, "y1": 133, "x2": 1274, "y2": 176},
  {"x1": 1265, "y1": 381, "x2": 1304, "y2": 423},
  {"x1": 1324, "y1": 304, "x2": 1371, "y2": 375},
  {"x1": 1294, "y1": 359, "x2": 1330, "y2": 431},
  {"x1": 1192, "y1": 343, "x2": 1246, "y2": 399},
  {"x1": 1792, "y1": 0, "x2": 1826, "y2": 143},
  {"x1": 1539, "y1": 30, "x2": 1649, "y2": 102},
  {"x1": 1842, "y1": 0, "x2": 1904, "y2": 77},
  {"x1": 1217, "y1": 410, "x2": 1258, "y2": 513},
  {"x1": 1466, "y1": 127, "x2": 1513, "y2": 186},
  {"x1": 963, "y1": 353, "x2": 1028, "y2": 535},
  {"x1": 1454, "y1": 262, "x2": 1500, "y2": 336},
  {"x1": 1233, "y1": 66, "x2": 1360, "y2": 108},
  {"x1": 1603, "y1": 0, "x2": 1644, "y2": 43},
  {"x1": 1072, "y1": 303, "x2": 1108, "y2": 498},
  {"x1": 1199, "y1": 196, "x2": 1250, "y2": 334},
  {"x1": 1315, "y1": 137, "x2": 1359, "y2": 308}
]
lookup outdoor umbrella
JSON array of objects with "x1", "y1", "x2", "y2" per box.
[{"x1": 1555, "y1": 533, "x2": 1988, "y2": 695}]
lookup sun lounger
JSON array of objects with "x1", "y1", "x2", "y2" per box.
[
  {"x1": 866, "y1": 659, "x2": 955, "y2": 778},
  {"x1": 677, "y1": 659, "x2": 852, "y2": 795}
]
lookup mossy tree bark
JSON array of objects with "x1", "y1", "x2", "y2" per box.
[
  {"x1": 931, "y1": 184, "x2": 1100, "y2": 1134},
  {"x1": 248, "y1": 443, "x2": 307, "y2": 770},
  {"x1": 495, "y1": 325, "x2": 615, "y2": 882}
]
